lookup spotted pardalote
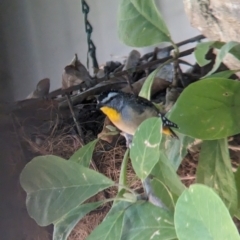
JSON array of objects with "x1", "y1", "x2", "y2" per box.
[{"x1": 97, "y1": 90, "x2": 178, "y2": 138}]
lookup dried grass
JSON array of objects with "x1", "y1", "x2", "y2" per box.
[{"x1": 22, "y1": 122, "x2": 83, "y2": 159}]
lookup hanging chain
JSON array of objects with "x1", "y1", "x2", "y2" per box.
[{"x1": 81, "y1": 0, "x2": 99, "y2": 70}]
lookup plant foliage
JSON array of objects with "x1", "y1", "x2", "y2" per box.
[{"x1": 20, "y1": 1, "x2": 240, "y2": 239}]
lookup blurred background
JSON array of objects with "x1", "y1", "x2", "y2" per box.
[{"x1": 0, "y1": 0, "x2": 199, "y2": 101}]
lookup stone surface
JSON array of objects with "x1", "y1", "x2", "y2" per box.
[{"x1": 183, "y1": 0, "x2": 240, "y2": 73}]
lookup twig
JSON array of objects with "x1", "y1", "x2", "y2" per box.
[
  {"x1": 228, "y1": 145, "x2": 240, "y2": 151},
  {"x1": 65, "y1": 94, "x2": 98, "y2": 171},
  {"x1": 172, "y1": 50, "x2": 179, "y2": 87},
  {"x1": 141, "y1": 34, "x2": 205, "y2": 61},
  {"x1": 46, "y1": 47, "x2": 195, "y2": 103},
  {"x1": 59, "y1": 79, "x2": 128, "y2": 108},
  {"x1": 10, "y1": 114, "x2": 27, "y2": 163},
  {"x1": 65, "y1": 93, "x2": 85, "y2": 146},
  {"x1": 125, "y1": 74, "x2": 134, "y2": 94},
  {"x1": 112, "y1": 47, "x2": 195, "y2": 78},
  {"x1": 180, "y1": 176, "x2": 196, "y2": 181}
]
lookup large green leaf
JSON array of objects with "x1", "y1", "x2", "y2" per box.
[
  {"x1": 151, "y1": 153, "x2": 185, "y2": 198},
  {"x1": 121, "y1": 202, "x2": 177, "y2": 240},
  {"x1": 196, "y1": 139, "x2": 238, "y2": 214},
  {"x1": 175, "y1": 184, "x2": 240, "y2": 240},
  {"x1": 118, "y1": 0, "x2": 171, "y2": 47},
  {"x1": 130, "y1": 117, "x2": 162, "y2": 180},
  {"x1": 20, "y1": 155, "x2": 114, "y2": 226},
  {"x1": 168, "y1": 78, "x2": 240, "y2": 139},
  {"x1": 160, "y1": 132, "x2": 194, "y2": 170},
  {"x1": 69, "y1": 139, "x2": 99, "y2": 167},
  {"x1": 53, "y1": 201, "x2": 103, "y2": 240}
]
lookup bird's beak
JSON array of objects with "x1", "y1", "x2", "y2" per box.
[{"x1": 95, "y1": 96, "x2": 102, "y2": 110}]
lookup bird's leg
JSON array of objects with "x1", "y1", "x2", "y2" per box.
[
  {"x1": 120, "y1": 132, "x2": 133, "y2": 148},
  {"x1": 143, "y1": 176, "x2": 168, "y2": 210}
]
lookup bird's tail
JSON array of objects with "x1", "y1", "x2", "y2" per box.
[{"x1": 158, "y1": 113, "x2": 179, "y2": 139}]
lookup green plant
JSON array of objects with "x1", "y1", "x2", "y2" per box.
[{"x1": 20, "y1": 1, "x2": 240, "y2": 239}]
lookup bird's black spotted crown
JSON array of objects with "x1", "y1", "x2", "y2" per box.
[{"x1": 97, "y1": 89, "x2": 122, "y2": 106}]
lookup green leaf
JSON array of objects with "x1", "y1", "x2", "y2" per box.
[
  {"x1": 235, "y1": 211, "x2": 240, "y2": 221},
  {"x1": 87, "y1": 201, "x2": 130, "y2": 240},
  {"x1": 130, "y1": 117, "x2": 162, "y2": 180},
  {"x1": 194, "y1": 41, "x2": 224, "y2": 67},
  {"x1": 194, "y1": 41, "x2": 219, "y2": 66},
  {"x1": 69, "y1": 139, "x2": 99, "y2": 167},
  {"x1": 202, "y1": 70, "x2": 240, "y2": 79},
  {"x1": 235, "y1": 210, "x2": 240, "y2": 221},
  {"x1": 168, "y1": 78, "x2": 240, "y2": 139},
  {"x1": 160, "y1": 132, "x2": 194, "y2": 170},
  {"x1": 139, "y1": 59, "x2": 172, "y2": 100},
  {"x1": 20, "y1": 155, "x2": 114, "y2": 226},
  {"x1": 118, "y1": 0, "x2": 171, "y2": 47},
  {"x1": 175, "y1": 184, "x2": 240, "y2": 240},
  {"x1": 196, "y1": 139, "x2": 238, "y2": 214},
  {"x1": 139, "y1": 69, "x2": 158, "y2": 100},
  {"x1": 53, "y1": 201, "x2": 103, "y2": 240},
  {"x1": 121, "y1": 202, "x2": 177, "y2": 240},
  {"x1": 151, "y1": 153, "x2": 185, "y2": 198},
  {"x1": 118, "y1": 149, "x2": 129, "y2": 194},
  {"x1": 206, "y1": 41, "x2": 240, "y2": 76},
  {"x1": 87, "y1": 210, "x2": 124, "y2": 240},
  {"x1": 234, "y1": 167, "x2": 240, "y2": 218}
]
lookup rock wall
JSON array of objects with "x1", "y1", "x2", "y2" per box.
[{"x1": 183, "y1": 0, "x2": 240, "y2": 72}]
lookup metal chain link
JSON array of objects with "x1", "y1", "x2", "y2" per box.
[{"x1": 81, "y1": 0, "x2": 99, "y2": 70}]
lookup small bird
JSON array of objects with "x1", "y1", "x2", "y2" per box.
[{"x1": 97, "y1": 90, "x2": 178, "y2": 142}]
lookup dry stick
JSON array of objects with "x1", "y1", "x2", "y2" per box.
[
  {"x1": 10, "y1": 114, "x2": 28, "y2": 163},
  {"x1": 125, "y1": 73, "x2": 135, "y2": 94},
  {"x1": 112, "y1": 47, "x2": 195, "y2": 79},
  {"x1": 172, "y1": 52, "x2": 179, "y2": 87},
  {"x1": 141, "y1": 34, "x2": 205, "y2": 61},
  {"x1": 65, "y1": 94, "x2": 98, "y2": 171},
  {"x1": 65, "y1": 93, "x2": 85, "y2": 145},
  {"x1": 180, "y1": 176, "x2": 196, "y2": 181},
  {"x1": 228, "y1": 145, "x2": 240, "y2": 151},
  {"x1": 48, "y1": 35, "x2": 204, "y2": 100}
]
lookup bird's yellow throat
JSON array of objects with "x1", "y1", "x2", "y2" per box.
[{"x1": 100, "y1": 106, "x2": 121, "y2": 123}]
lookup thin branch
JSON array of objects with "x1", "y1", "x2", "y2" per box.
[
  {"x1": 65, "y1": 93, "x2": 85, "y2": 146},
  {"x1": 66, "y1": 93, "x2": 98, "y2": 171},
  {"x1": 228, "y1": 145, "x2": 240, "y2": 151},
  {"x1": 141, "y1": 34, "x2": 205, "y2": 60},
  {"x1": 112, "y1": 47, "x2": 195, "y2": 79},
  {"x1": 180, "y1": 176, "x2": 196, "y2": 180},
  {"x1": 48, "y1": 35, "x2": 203, "y2": 99}
]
